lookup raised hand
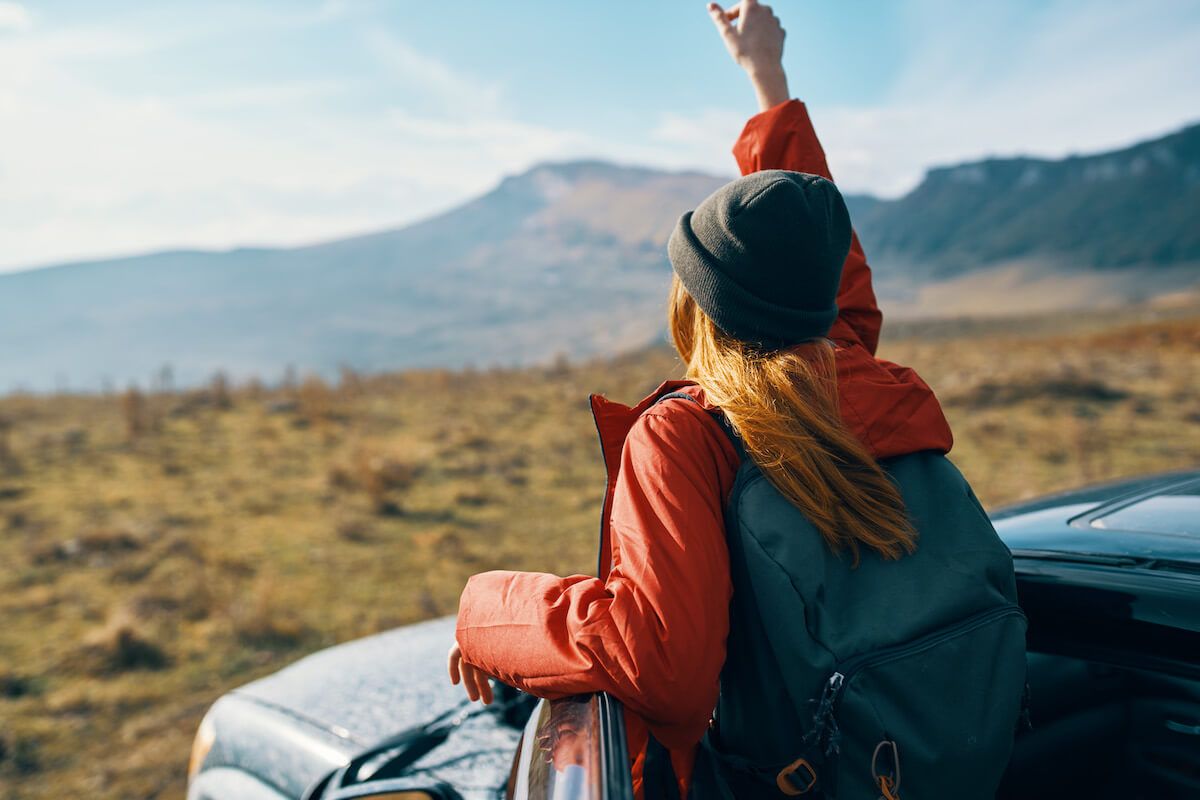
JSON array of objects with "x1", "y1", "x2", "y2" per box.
[{"x1": 707, "y1": 1, "x2": 790, "y2": 111}]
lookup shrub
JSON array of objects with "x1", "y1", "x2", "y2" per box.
[
  {"x1": 335, "y1": 516, "x2": 374, "y2": 543},
  {"x1": 0, "y1": 672, "x2": 40, "y2": 699},
  {"x1": 0, "y1": 733, "x2": 42, "y2": 775},
  {"x1": 946, "y1": 376, "x2": 1130, "y2": 409},
  {"x1": 342, "y1": 448, "x2": 420, "y2": 515},
  {"x1": 338, "y1": 365, "x2": 364, "y2": 397},
  {"x1": 210, "y1": 372, "x2": 233, "y2": 411},
  {"x1": 81, "y1": 608, "x2": 169, "y2": 674},
  {"x1": 298, "y1": 375, "x2": 336, "y2": 426},
  {"x1": 0, "y1": 415, "x2": 18, "y2": 475},
  {"x1": 30, "y1": 527, "x2": 144, "y2": 566},
  {"x1": 120, "y1": 387, "x2": 147, "y2": 441},
  {"x1": 229, "y1": 574, "x2": 310, "y2": 649}
]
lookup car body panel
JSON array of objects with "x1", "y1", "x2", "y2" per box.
[
  {"x1": 195, "y1": 616, "x2": 521, "y2": 799},
  {"x1": 189, "y1": 765, "x2": 292, "y2": 800},
  {"x1": 1013, "y1": 559, "x2": 1200, "y2": 677},
  {"x1": 994, "y1": 470, "x2": 1200, "y2": 566},
  {"x1": 990, "y1": 470, "x2": 1198, "y2": 522},
  {"x1": 190, "y1": 694, "x2": 351, "y2": 799},
  {"x1": 238, "y1": 617, "x2": 464, "y2": 745},
  {"x1": 994, "y1": 470, "x2": 1200, "y2": 678}
]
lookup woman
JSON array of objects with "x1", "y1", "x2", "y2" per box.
[{"x1": 450, "y1": 3, "x2": 1023, "y2": 798}]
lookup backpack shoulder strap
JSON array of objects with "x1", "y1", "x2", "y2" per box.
[{"x1": 653, "y1": 391, "x2": 745, "y2": 460}]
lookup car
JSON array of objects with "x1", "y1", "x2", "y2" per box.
[{"x1": 187, "y1": 470, "x2": 1200, "y2": 800}]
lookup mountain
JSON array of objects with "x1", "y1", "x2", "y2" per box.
[
  {"x1": 0, "y1": 162, "x2": 726, "y2": 391},
  {"x1": 858, "y1": 122, "x2": 1200, "y2": 275},
  {"x1": 2, "y1": 124, "x2": 1197, "y2": 391},
  {"x1": 852, "y1": 121, "x2": 1200, "y2": 313}
]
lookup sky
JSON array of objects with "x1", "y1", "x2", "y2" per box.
[{"x1": 1, "y1": 0, "x2": 1198, "y2": 273}]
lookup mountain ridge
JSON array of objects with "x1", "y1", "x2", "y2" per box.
[{"x1": 2, "y1": 122, "x2": 1197, "y2": 391}]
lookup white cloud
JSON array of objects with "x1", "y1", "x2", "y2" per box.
[
  {"x1": 0, "y1": 17, "x2": 620, "y2": 272},
  {"x1": 649, "y1": 108, "x2": 744, "y2": 175},
  {"x1": 179, "y1": 80, "x2": 348, "y2": 112},
  {"x1": 365, "y1": 30, "x2": 504, "y2": 116},
  {"x1": 819, "y1": 0, "x2": 1200, "y2": 196},
  {"x1": 651, "y1": 0, "x2": 1200, "y2": 197},
  {"x1": 0, "y1": 2, "x2": 30, "y2": 33}
]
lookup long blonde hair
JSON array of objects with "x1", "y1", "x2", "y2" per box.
[{"x1": 669, "y1": 275, "x2": 916, "y2": 564}]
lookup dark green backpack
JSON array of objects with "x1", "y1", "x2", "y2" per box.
[{"x1": 655, "y1": 393, "x2": 1028, "y2": 800}]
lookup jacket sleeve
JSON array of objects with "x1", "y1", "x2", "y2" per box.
[
  {"x1": 456, "y1": 407, "x2": 732, "y2": 748},
  {"x1": 732, "y1": 99, "x2": 882, "y2": 354}
]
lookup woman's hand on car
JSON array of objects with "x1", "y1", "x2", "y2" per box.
[
  {"x1": 707, "y1": 0, "x2": 790, "y2": 111},
  {"x1": 448, "y1": 641, "x2": 494, "y2": 704}
]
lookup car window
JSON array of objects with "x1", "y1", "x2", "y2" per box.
[{"x1": 1090, "y1": 480, "x2": 1200, "y2": 537}]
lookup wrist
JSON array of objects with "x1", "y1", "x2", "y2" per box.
[
  {"x1": 744, "y1": 62, "x2": 785, "y2": 83},
  {"x1": 745, "y1": 65, "x2": 790, "y2": 111}
]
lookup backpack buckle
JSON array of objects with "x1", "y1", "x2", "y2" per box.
[{"x1": 776, "y1": 757, "x2": 817, "y2": 795}]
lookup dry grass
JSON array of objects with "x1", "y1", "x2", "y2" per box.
[{"x1": 0, "y1": 308, "x2": 1198, "y2": 798}]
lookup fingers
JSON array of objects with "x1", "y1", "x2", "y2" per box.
[
  {"x1": 478, "y1": 672, "x2": 494, "y2": 705},
  {"x1": 451, "y1": 653, "x2": 495, "y2": 704},
  {"x1": 461, "y1": 662, "x2": 479, "y2": 701},
  {"x1": 460, "y1": 662, "x2": 494, "y2": 704},
  {"x1": 448, "y1": 644, "x2": 461, "y2": 685},
  {"x1": 727, "y1": 1, "x2": 776, "y2": 22},
  {"x1": 707, "y1": 2, "x2": 735, "y2": 36}
]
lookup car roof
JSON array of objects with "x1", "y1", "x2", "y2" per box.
[{"x1": 992, "y1": 470, "x2": 1200, "y2": 567}]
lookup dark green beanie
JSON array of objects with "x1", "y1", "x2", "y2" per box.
[{"x1": 668, "y1": 169, "x2": 851, "y2": 350}]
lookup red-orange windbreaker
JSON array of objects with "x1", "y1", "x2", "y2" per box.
[{"x1": 455, "y1": 100, "x2": 954, "y2": 798}]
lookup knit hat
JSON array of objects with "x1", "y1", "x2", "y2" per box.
[{"x1": 668, "y1": 169, "x2": 851, "y2": 350}]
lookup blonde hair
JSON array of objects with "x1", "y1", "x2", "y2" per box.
[{"x1": 669, "y1": 275, "x2": 916, "y2": 564}]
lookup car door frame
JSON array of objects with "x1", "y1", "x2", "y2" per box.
[{"x1": 507, "y1": 693, "x2": 636, "y2": 800}]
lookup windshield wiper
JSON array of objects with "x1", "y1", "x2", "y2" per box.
[
  {"x1": 1011, "y1": 549, "x2": 1144, "y2": 567},
  {"x1": 301, "y1": 701, "x2": 473, "y2": 800},
  {"x1": 1012, "y1": 550, "x2": 1200, "y2": 574},
  {"x1": 302, "y1": 689, "x2": 532, "y2": 800}
]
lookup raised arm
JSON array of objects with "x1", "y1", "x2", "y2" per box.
[{"x1": 708, "y1": 1, "x2": 883, "y2": 353}]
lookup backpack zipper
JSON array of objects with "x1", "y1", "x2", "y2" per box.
[{"x1": 807, "y1": 604, "x2": 1026, "y2": 756}]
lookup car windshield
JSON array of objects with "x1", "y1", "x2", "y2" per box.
[{"x1": 1090, "y1": 480, "x2": 1200, "y2": 537}]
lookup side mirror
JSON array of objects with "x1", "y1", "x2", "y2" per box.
[{"x1": 509, "y1": 693, "x2": 634, "y2": 800}]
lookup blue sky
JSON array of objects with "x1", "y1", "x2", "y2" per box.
[{"x1": 2, "y1": 0, "x2": 1198, "y2": 272}]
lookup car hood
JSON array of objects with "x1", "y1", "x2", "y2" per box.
[
  {"x1": 237, "y1": 615, "x2": 466, "y2": 744},
  {"x1": 208, "y1": 616, "x2": 521, "y2": 799},
  {"x1": 990, "y1": 470, "x2": 1197, "y2": 522},
  {"x1": 992, "y1": 470, "x2": 1200, "y2": 566}
]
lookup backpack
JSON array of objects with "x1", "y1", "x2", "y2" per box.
[{"x1": 653, "y1": 393, "x2": 1028, "y2": 800}]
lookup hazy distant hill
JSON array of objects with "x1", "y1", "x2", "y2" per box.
[
  {"x1": 853, "y1": 121, "x2": 1200, "y2": 312},
  {"x1": 0, "y1": 163, "x2": 726, "y2": 390},
  {"x1": 2, "y1": 124, "x2": 1197, "y2": 391},
  {"x1": 858, "y1": 122, "x2": 1200, "y2": 276}
]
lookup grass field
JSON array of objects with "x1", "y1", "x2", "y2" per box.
[{"x1": 1, "y1": 308, "x2": 1198, "y2": 798}]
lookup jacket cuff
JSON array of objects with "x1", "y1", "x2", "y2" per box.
[
  {"x1": 732, "y1": 99, "x2": 830, "y2": 177},
  {"x1": 455, "y1": 571, "x2": 503, "y2": 666}
]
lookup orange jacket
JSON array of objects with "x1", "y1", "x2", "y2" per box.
[{"x1": 455, "y1": 100, "x2": 954, "y2": 798}]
